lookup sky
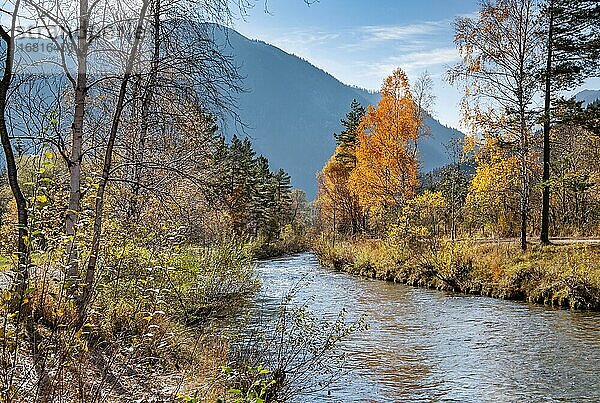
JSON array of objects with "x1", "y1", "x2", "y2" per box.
[{"x1": 233, "y1": 0, "x2": 600, "y2": 130}]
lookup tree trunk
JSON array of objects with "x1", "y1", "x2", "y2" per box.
[
  {"x1": 0, "y1": 2, "x2": 30, "y2": 301},
  {"x1": 80, "y1": 0, "x2": 150, "y2": 319},
  {"x1": 520, "y1": 129, "x2": 528, "y2": 251},
  {"x1": 128, "y1": 0, "x2": 161, "y2": 221},
  {"x1": 66, "y1": 0, "x2": 89, "y2": 285},
  {"x1": 541, "y1": 0, "x2": 554, "y2": 245}
]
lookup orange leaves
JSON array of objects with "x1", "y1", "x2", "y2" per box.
[
  {"x1": 317, "y1": 68, "x2": 422, "y2": 235},
  {"x1": 348, "y1": 68, "x2": 421, "y2": 211}
]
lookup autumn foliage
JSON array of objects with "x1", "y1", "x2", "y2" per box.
[
  {"x1": 350, "y1": 69, "x2": 420, "y2": 211},
  {"x1": 318, "y1": 68, "x2": 421, "y2": 235}
]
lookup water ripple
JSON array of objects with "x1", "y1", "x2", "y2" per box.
[{"x1": 254, "y1": 253, "x2": 600, "y2": 403}]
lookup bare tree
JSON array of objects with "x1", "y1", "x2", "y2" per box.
[
  {"x1": 0, "y1": 0, "x2": 30, "y2": 301},
  {"x1": 412, "y1": 71, "x2": 436, "y2": 141},
  {"x1": 448, "y1": 0, "x2": 543, "y2": 250}
]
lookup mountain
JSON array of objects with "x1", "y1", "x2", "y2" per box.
[
  {"x1": 216, "y1": 28, "x2": 462, "y2": 198},
  {"x1": 576, "y1": 89, "x2": 600, "y2": 106},
  {"x1": 2, "y1": 31, "x2": 462, "y2": 198}
]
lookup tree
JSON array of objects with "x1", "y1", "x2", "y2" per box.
[
  {"x1": 0, "y1": 0, "x2": 29, "y2": 300},
  {"x1": 411, "y1": 71, "x2": 436, "y2": 160},
  {"x1": 321, "y1": 100, "x2": 367, "y2": 235},
  {"x1": 317, "y1": 150, "x2": 361, "y2": 238},
  {"x1": 334, "y1": 99, "x2": 365, "y2": 169},
  {"x1": 426, "y1": 134, "x2": 471, "y2": 240},
  {"x1": 539, "y1": 0, "x2": 600, "y2": 244},
  {"x1": 449, "y1": 0, "x2": 543, "y2": 250},
  {"x1": 349, "y1": 68, "x2": 420, "y2": 219},
  {"x1": 549, "y1": 124, "x2": 600, "y2": 234},
  {"x1": 318, "y1": 100, "x2": 367, "y2": 239},
  {"x1": 214, "y1": 136, "x2": 294, "y2": 239},
  {"x1": 82, "y1": 0, "x2": 152, "y2": 313},
  {"x1": 402, "y1": 190, "x2": 447, "y2": 240},
  {"x1": 465, "y1": 138, "x2": 521, "y2": 237}
]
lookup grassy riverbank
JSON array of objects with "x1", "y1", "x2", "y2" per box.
[
  {"x1": 249, "y1": 233, "x2": 312, "y2": 260},
  {"x1": 0, "y1": 235, "x2": 316, "y2": 401},
  {"x1": 0, "y1": 240, "x2": 257, "y2": 401},
  {"x1": 315, "y1": 240, "x2": 600, "y2": 310}
]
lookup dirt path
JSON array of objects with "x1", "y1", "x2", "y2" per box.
[{"x1": 463, "y1": 237, "x2": 600, "y2": 245}]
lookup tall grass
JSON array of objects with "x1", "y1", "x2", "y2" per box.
[
  {"x1": 315, "y1": 240, "x2": 600, "y2": 310},
  {"x1": 0, "y1": 239, "x2": 258, "y2": 401}
]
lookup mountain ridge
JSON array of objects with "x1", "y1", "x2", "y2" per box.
[
  {"x1": 216, "y1": 27, "x2": 461, "y2": 198},
  {"x1": 576, "y1": 89, "x2": 600, "y2": 106}
]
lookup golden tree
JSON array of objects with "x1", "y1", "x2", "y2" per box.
[
  {"x1": 448, "y1": 0, "x2": 543, "y2": 249},
  {"x1": 317, "y1": 147, "x2": 363, "y2": 236},
  {"x1": 464, "y1": 138, "x2": 521, "y2": 237},
  {"x1": 349, "y1": 68, "x2": 420, "y2": 213}
]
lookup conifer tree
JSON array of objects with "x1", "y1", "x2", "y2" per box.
[
  {"x1": 540, "y1": 0, "x2": 600, "y2": 244},
  {"x1": 214, "y1": 136, "x2": 294, "y2": 239},
  {"x1": 334, "y1": 99, "x2": 366, "y2": 168}
]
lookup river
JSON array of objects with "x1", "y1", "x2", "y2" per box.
[{"x1": 252, "y1": 253, "x2": 600, "y2": 403}]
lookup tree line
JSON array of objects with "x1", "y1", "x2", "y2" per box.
[{"x1": 318, "y1": 0, "x2": 600, "y2": 248}]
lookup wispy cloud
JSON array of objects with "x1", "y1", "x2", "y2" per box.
[
  {"x1": 398, "y1": 47, "x2": 460, "y2": 68},
  {"x1": 239, "y1": 17, "x2": 462, "y2": 88},
  {"x1": 360, "y1": 21, "x2": 448, "y2": 42},
  {"x1": 262, "y1": 29, "x2": 340, "y2": 49},
  {"x1": 338, "y1": 19, "x2": 454, "y2": 52},
  {"x1": 258, "y1": 19, "x2": 454, "y2": 53},
  {"x1": 362, "y1": 47, "x2": 460, "y2": 78}
]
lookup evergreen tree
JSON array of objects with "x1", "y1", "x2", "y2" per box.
[
  {"x1": 251, "y1": 155, "x2": 275, "y2": 236},
  {"x1": 540, "y1": 0, "x2": 600, "y2": 244},
  {"x1": 213, "y1": 135, "x2": 294, "y2": 239},
  {"x1": 272, "y1": 168, "x2": 293, "y2": 229},
  {"x1": 225, "y1": 136, "x2": 257, "y2": 235},
  {"x1": 334, "y1": 99, "x2": 365, "y2": 168}
]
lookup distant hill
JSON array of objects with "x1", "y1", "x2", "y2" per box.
[
  {"x1": 576, "y1": 89, "x2": 600, "y2": 106},
  {"x1": 216, "y1": 28, "x2": 462, "y2": 198},
  {"x1": 2, "y1": 30, "x2": 463, "y2": 198}
]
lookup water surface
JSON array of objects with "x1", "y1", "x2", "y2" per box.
[{"x1": 254, "y1": 253, "x2": 600, "y2": 402}]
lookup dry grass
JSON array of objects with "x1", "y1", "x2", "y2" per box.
[{"x1": 316, "y1": 239, "x2": 600, "y2": 310}]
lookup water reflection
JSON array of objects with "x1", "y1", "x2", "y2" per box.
[{"x1": 254, "y1": 253, "x2": 600, "y2": 403}]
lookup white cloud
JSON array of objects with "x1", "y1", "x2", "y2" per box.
[
  {"x1": 364, "y1": 47, "x2": 460, "y2": 78},
  {"x1": 360, "y1": 21, "x2": 448, "y2": 42},
  {"x1": 259, "y1": 29, "x2": 340, "y2": 50}
]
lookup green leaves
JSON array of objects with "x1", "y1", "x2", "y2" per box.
[{"x1": 220, "y1": 364, "x2": 276, "y2": 403}]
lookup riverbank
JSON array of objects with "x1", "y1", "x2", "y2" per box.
[
  {"x1": 315, "y1": 240, "x2": 600, "y2": 310},
  {"x1": 250, "y1": 234, "x2": 311, "y2": 260},
  {"x1": 0, "y1": 241, "x2": 262, "y2": 401}
]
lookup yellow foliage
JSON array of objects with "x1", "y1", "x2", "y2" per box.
[
  {"x1": 349, "y1": 68, "x2": 420, "y2": 211},
  {"x1": 465, "y1": 139, "x2": 520, "y2": 235},
  {"x1": 317, "y1": 146, "x2": 362, "y2": 234}
]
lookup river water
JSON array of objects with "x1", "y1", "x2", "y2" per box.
[{"x1": 253, "y1": 253, "x2": 600, "y2": 403}]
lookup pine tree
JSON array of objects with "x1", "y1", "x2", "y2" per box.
[
  {"x1": 334, "y1": 99, "x2": 365, "y2": 168},
  {"x1": 540, "y1": 0, "x2": 600, "y2": 244},
  {"x1": 272, "y1": 168, "x2": 293, "y2": 233},
  {"x1": 225, "y1": 136, "x2": 257, "y2": 235},
  {"x1": 213, "y1": 136, "x2": 295, "y2": 239},
  {"x1": 251, "y1": 155, "x2": 275, "y2": 236}
]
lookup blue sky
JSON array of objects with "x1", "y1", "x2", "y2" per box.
[{"x1": 234, "y1": 0, "x2": 599, "y2": 130}]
